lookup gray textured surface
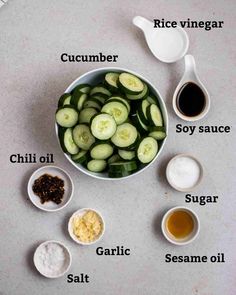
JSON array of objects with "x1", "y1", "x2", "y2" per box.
[{"x1": 0, "y1": 0, "x2": 235, "y2": 294}]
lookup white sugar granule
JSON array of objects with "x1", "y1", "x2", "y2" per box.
[{"x1": 169, "y1": 156, "x2": 201, "y2": 189}]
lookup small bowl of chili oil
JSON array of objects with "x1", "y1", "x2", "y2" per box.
[{"x1": 27, "y1": 166, "x2": 74, "y2": 212}]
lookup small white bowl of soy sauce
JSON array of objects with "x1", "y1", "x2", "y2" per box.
[{"x1": 173, "y1": 55, "x2": 210, "y2": 121}]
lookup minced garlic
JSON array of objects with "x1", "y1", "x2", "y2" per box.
[{"x1": 72, "y1": 210, "x2": 103, "y2": 243}]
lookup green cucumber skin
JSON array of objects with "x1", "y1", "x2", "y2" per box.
[
  {"x1": 146, "y1": 104, "x2": 163, "y2": 126},
  {"x1": 126, "y1": 83, "x2": 149, "y2": 100},
  {"x1": 137, "y1": 101, "x2": 150, "y2": 126},
  {"x1": 131, "y1": 115, "x2": 147, "y2": 135},
  {"x1": 148, "y1": 126, "x2": 165, "y2": 132},
  {"x1": 58, "y1": 127, "x2": 68, "y2": 153},
  {"x1": 58, "y1": 93, "x2": 71, "y2": 108},
  {"x1": 58, "y1": 127, "x2": 79, "y2": 155},
  {"x1": 118, "y1": 74, "x2": 144, "y2": 95},
  {"x1": 117, "y1": 80, "x2": 142, "y2": 95},
  {"x1": 104, "y1": 80, "x2": 118, "y2": 93},
  {"x1": 71, "y1": 153, "x2": 89, "y2": 164}
]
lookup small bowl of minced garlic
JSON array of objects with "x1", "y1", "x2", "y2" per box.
[{"x1": 68, "y1": 208, "x2": 105, "y2": 245}]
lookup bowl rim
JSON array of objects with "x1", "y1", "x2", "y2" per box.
[
  {"x1": 33, "y1": 240, "x2": 72, "y2": 278},
  {"x1": 68, "y1": 208, "x2": 105, "y2": 246},
  {"x1": 55, "y1": 66, "x2": 168, "y2": 180},
  {"x1": 27, "y1": 165, "x2": 74, "y2": 212},
  {"x1": 161, "y1": 206, "x2": 200, "y2": 246}
]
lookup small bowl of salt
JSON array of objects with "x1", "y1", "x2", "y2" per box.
[
  {"x1": 33, "y1": 240, "x2": 71, "y2": 278},
  {"x1": 166, "y1": 154, "x2": 203, "y2": 192}
]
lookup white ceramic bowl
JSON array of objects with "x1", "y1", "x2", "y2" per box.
[
  {"x1": 68, "y1": 208, "x2": 105, "y2": 245},
  {"x1": 33, "y1": 240, "x2": 72, "y2": 278},
  {"x1": 27, "y1": 166, "x2": 74, "y2": 212},
  {"x1": 55, "y1": 67, "x2": 168, "y2": 180},
  {"x1": 161, "y1": 206, "x2": 200, "y2": 246},
  {"x1": 166, "y1": 154, "x2": 203, "y2": 192}
]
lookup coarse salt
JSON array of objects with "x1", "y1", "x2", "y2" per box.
[{"x1": 34, "y1": 242, "x2": 70, "y2": 277}]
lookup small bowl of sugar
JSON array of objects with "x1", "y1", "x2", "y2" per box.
[
  {"x1": 166, "y1": 154, "x2": 203, "y2": 192},
  {"x1": 33, "y1": 240, "x2": 71, "y2": 278}
]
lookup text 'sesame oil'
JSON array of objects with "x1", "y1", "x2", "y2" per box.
[{"x1": 177, "y1": 82, "x2": 205, "y2": 117}]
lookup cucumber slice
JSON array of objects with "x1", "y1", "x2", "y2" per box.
[
  {"x1": 137, "y1": 99, "x2": 150, "y2": 125},
  {"x1": 107, "y1": 96, "x2": 130, "y2": 113},
  {"x1": 90, "y1": 85, "x2": 111, "y2": 97},
  {"x1": 58, "y1": 93, "x2": 71, "y2": 107},
  {"x1": 75, "y1": 84, "x2": 91, "y2": 94},
  {"x1": 72, "y1": 124, "x2": 95, "y2": 150},
  {"x1": 56, "y1": 106, "x2": 78, "y2": 127},
  {"x1": 126, "y1": 83, "x2": 149, "y2": 100},
  {"x1": 71, "y1": 150, "x2": 88, "y2": 164},
  {"x1": 132, "y1": 112, "x2": 148, "y2": 134},
  {"x1": 83, "y1": 98, "x2": 102, "y2": 110},
  {"x1": 146, "y1": 104, "x2": 163, "y2": 126},
  {"x1": 79, "y1": 108, "x2": 98, "y2": 124},
  {"x1": 118, "y1": 73, "x2": 144, "y2": 94},
  {"x1": 90, "y1": 142, "x2": 114, "y2": 160},
  {"x1": 108, "y1": 170, "x2": 133, "y2": 178},
  {"x1": 104, "y1": 72, "x2": 119, "y2": 92},
  {"x1": 137, "y1": 137, "x2": 158, "y2": 164},
  {"x1": 101, "y1": 100, "x2": 129, "y2": 125},
  {"x1": 107, "y1": 154, "x2": 122, "y2": 164},
  {"x1": 58, "y1": 127, "x2": 79, "y2": 155},
  {"x1": 109, "y1": 161, "x2": 137, "y2": 172},
  {"x1": 91, "y1": 94, "x2": 107, "y2": 104},
  {"x1": 118, "y1": 149, "x2": 136, "y2": 160},
  {"x1": 148, "y1": 127, "x2": 166, "y2": 140},
  {"x1": 90, "y1": 113, "x2": 117, "y2": 140},
  {"x1": 87, "y1": 159, "x2": 107, "y2": 172},
  {"x1": 147, "y1": 94, "x2": 159, "y2": 105},
  {"x1": 111, "y1": 123, "x2": 138, "y2": 148},
  {"x1": 71, "y1": 91, "x2": 88, "y2": 111}
]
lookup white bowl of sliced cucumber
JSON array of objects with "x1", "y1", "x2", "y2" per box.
[{"x1": 55, "y1": 67, "x2": 168, "y2": 180}]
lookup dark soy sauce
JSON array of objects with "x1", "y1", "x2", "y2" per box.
[{"x1": 177, "y1": 82, "x2": 205, "y2": 117}]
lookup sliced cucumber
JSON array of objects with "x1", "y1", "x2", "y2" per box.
[
  {"x1": 87, "y1": 159, "x2": 107, "y2": 172},
  {"x1": 137, "y1": 137, "x2": 158, "y2": 164},
  {"x1": 75, "y1": 84, "x2": 91, "y2": 94},
  {"x1": 59, "y1": 128, "x2": 79, "y2": 155},
  {"x1": 148, "y1": 126, "x2": 166, "y2": 140},
  {"x1": 79, "y1": 107, "x2": 98, "y2": 124},
  {"x1": 90, "y1": 113, "x2": 117, "y2": 140},
  {"x1": 107, "y1": 96, "x2": 130, "y2": 113},
  {"x1": 126, "y1": 83, "x2": 149, "y2": 100},
  {"x1": 56, "y1": 106, "x2": 78, "y2": 127},
  {"x1": 72, "y1": 124, "x2": 95, "y2": 150},
  {"x1": 132, "y1": 112, "x2": 148, "y2": 134},
  {"x1": 147, "y1": 94, "x2": 159, "y2": 105},
  {"x1": 146, "y1": 104, "x2": 163, "y2": 126},
  {"x1": 83, "y1": 98, "x2": 102, "y2": 110},
  {"x1": 108, "y1": 170, "x2": 133, "y2": 178},
  {"x1": 118, "y1": 73, "x2": 144, "y2": 95},
  {"x1": 90, "y1": 142, "x2": 114, "y2": 160},
  {"x1": 137, "y1": 99, "x2": 150, "y2": 125},
  {"x1": 90, "y1": 85, "x2": 111, "y2": 97},
  {"x1": 71, "y1": 91, "x2": 88, "y2": 111},
  {"x1": 104, "y1": 72, "x2": 119, "y2": 92},
  {"x1": 118, "y1": 149, "x2": 136, "y2": 160},
  {"x1": 58, "y1": 93, "x2": 71, "y2": 107},
  {"x1": 101, "y1": 100, "x2": 129, "y2": 125},
  {"x1": 109, "y1": 161, "x2": 137, "y2": 172},
  {"x1": 91, "y1": 94, "x2": 107, "y2": 104},
  {"x1": 71, "y1": 150, "x2": 88, "y2": 164},
  {"x1": 107, "y1": 154, "x2": 122, "y2": 164},
  {"x1": 111, "y1": 123, "x2": 138, "y2": 148}
]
